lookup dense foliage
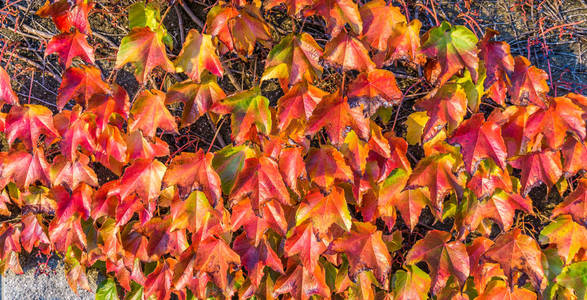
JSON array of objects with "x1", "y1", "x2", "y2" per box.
[{"x1": 0, "y1": 0, "x2": 586, "y2": 299}]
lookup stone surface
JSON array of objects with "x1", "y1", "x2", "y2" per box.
[{"x1": 1, "y1": 252, "x2": 101, "y2": 300}]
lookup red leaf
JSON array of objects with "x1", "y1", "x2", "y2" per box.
[
  {"x1": 0, "y1": 66, "x2": 18, "y2": 106},
  {"x1": 561, "y1": 138, "x2": 587, "y2": 176},
  {"x1": 174, "y1": 30, "x2": 223, "y2": 82},
  {"x1": 304, "y1": 0, "x2": 362, "y2": 35},
  {"x1": 416, "y1": 83, "x2": 468, "y2": 142},
  {"x1": 55, "y1": 106, "x2": 98, "y2": 161},
  {"x1": 118, "y1": 158, "x2": 166, "y2": 202},
  {"x1": 54, "y1": 183, "x2": 93, "y2": 221},
  {"x1": 359, "y1": 0, "x2": 405, "y2": 51},
  {"x1": 524, "y1": 96, "x2": 586, "y2": 150},
  {"x1": 274, "y1": 258, "x2": 331, "y2": 300},
  {"x1": 144, "y1": 258, "x2": 174, "y2": 300},
  {"x1": 466, "y1": 190, "x2": 532, "y2": 231},
  {"x1": 552, "y1": 177, "x2": 587, "y2": 225},
  {"x1": 377, "y1": 20, "x2": 424, "y2": 65},
  {"x1": 305, "y1": 145, "x2": 353, "y2": 190},
  {"x1": 163, "y1": 150, "x2": 221, "y2": 205},
  {"x1": 406, "y1": 153, "x2": 464, "y2": 213},
  {"x1": 284, "y1": 221, "x2": 326, "y2": 272},
  {"x1": 306, "y1": 90, "x2": 370, "y2": 145},
  {"x1": 448, "y1": 113, "x2": 507, "y2": 174},
  {"x1": 4, "y1": 104, "x2": 59, "y2": 149},
  {"x1": 479, "y1": 29, "x2": 514, "y2": 89},
  {"x1": 296, "y1": 186, "x2": 352, "y2": 234},
  {"x1": 193, "y1": 237, "x2": 241, "y2": 290},
  {"x1": 323, "y1": 31, "x2": 375, "y2": 72},
  {"x1": 277, "y1": 81, "x2": 326, "y2": 131},
  {"x1": 129, "y1": 89, "x2": 178, "y2": 138},
  {"x1": 57, "y1": 66, "x2": 110, "y2": 110},
  {"x1": 115, "y1": 27, "x2": 174, "y2": 83},
  {"x1": 509, "y1": 56, "x2": 549, "y2": 107},
  {"x1": 48, "y1": 215, "x2": 86, "y2": 252},
  {"x1": 330, "y1": 222, "x2": 392, "y2": 285},
  {"x1": 231, "y1": 198, "x2": 287, "y2": 246},
  {"x1": 125, "y1": 130, "x2": 168, "y2": 161},
  {"x1": 45, "y1": 31, "x2": 95, "y2": 68},
  {"x1": 0, "y1": 148, "x2": 51, "y2": 189},
  {"x1": 165, "y1": 77, "x2": 226, "y2": 127},
  {"x1": 379, "y1": 169, "x2": 429, "y2": 231},
  {"x1": 347, "y1": 69, "x2": 402, "y2": 116},
  {"x1": 406, "y1": 230, "x2": 470, "y2": 294},
  {"x1": 234, "y1": 233, "x2": 284, "y2": 287},
  {"x1": 20, "y1": 213, "x2": 50, "y2": 253},
  {"x1": 483, "y1": 228, "x2": 546, "y2": 292},
  {"x1": 230, "y1": 155, "x2": 291, "y2": 213},
  {"x1": 510, "y1": 150, "x2": 562, "y2": 196}
]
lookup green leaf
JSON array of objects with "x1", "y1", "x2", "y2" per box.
[
  {"x1": 556, "y1": 261, "x2": 587, "y2": 299},
  {"x1": 128, "y1": 1, "x2": 172, "y2": 48},
  {"x1": 212, "y1": 145, "x2": 256, "y2": 194},
  {"x1": 123, "y1": 282, "x2": 143, "y2": 300},
  {"x1": 96, "y1": 278, "x2": 119, "y2": 300}
]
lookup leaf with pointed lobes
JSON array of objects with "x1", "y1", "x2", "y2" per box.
[
  {"x1": 305, "y1": 145, "x2": 353, "y2": 190},
  {"x1": 524, "y1": 96, "x2": 586, "y2": 150},
  {"x1": 406, "y1": 153, "x2": 464, "y2": 214},
  {"x1": 540, "y1": 215, "x2": 587, "y2": 264},
  {"x1": 296, "y1": 186, "x2": 352, "y2": 235},
  {"x1": 561, "y1": 137, "x2": 587, "y2": 176},
  {"x1": 91, "y1": 180, "x2": 119, "y2": 220},
  {"x1": 212, "y1": 144, "x2": 256, "y2": 195},
  {"x1": 215, "y1": 87, "x2": 272, "y2": 145},
  {"x1": 406, "y1": 230, "x2": 470, "y2": 294},
  {"x1": 229, "y1": 155, "x2": 291, "y2": 214},
  {"x1": 115, "y1": 27, "x2": 174, "y2": 83},
  {"x1": 4, "y1": 104, "x2": 59, "y2": 149},
  {"x1": 304, "y1": 0, "x2": 362, "y2": 35},
  {"x1": 45, "y1": 30, "x2": 95, "y2": 68},
  {"x1": 264, "y1": 0, "x2": 314, "y2": 15},
  {"x1": 467, "y1": 159, "x2": 513, "y2": 200},
  {"x1": 57, "y1": 66, "x2": 111, "y2": 110},
  {"x1": 359, "y1": 0, "x2": 406, "y2": 51},
  {"x1": 416, "y1": 83, "x2": 468, "y2": 142},
  {"x1": 448, "y1": 113, "x2": 507, "y2": 174},
  {"x1": 54, "y1": 183, "x2": 93, "y2": 221},
  {"x1": 478, "y1": 279, "x2": 538, "y2": 300},
  {"x1": 392, "y1": 265, "x2": 431, "y2": 300},
  {"x1": 262, "y1": 33, "x2": 324, "y2": 91},
  {"x1": 379, "y1": 19, "x2": 425, "y2": 65},
  {"x1": 347, "y1": 69, "x2": 402, "y2": 116},
  {"x1": 144, "y1": 258, "x2": 174, "y2": 300},
  {"x1": 86, "y1": 84, "x2": 130, "y2": 130},
  {"x1": 278, "y1": 146, "x2": 307, "y2": 194},
  {"x1": 283, "y1": 221, "x2": 326, "y2": 273},
  {"x1": 273, "y1": 258, "x2": 330, "y2": 300},
  {"x1": 49, "y1": 215, "x2": 86, "y2": 252},
  {"x1": 174, "y1": 30, "x2": 223, "y2": 82},
  {"x1": 165, "y1": 77, "x2": 225, "y2": 127},
  {"x1": 118, "y1": 158, "x2": 166, "y2": 202},
  {"x1": 0, "y1": 223, "x2": 21, "y2": 265},
  {"x1": 205, "y1": 2, "x2": 271, "y2": 55},
  {"x1": 0, "y1": 148, "x2": 50, "y2": 189},
  {"x1": 553, "y1": 177, "x2": 587, "y2": 224},
  {"x1": 163, "y1": 149, "x2": 221, "y2": 206},
  {"x1": 379, "y1": 168, "x2": 429, "y2": 232},
  {"x1": 234, "y1": 233, "x2": 284, "y2": 287},
  {"x1": 0, "y1": 66, "x2": 18, "y2": 106},
  {"x1": 37, "y1": 0, "x2": 93, "y2": 34},
  {"x1": 421, "y1": 21, "x2": 479, "y2": 85},
  {"x1": 466, "y1": 190, "x2": 532, "y2": 231},
  {"x1": 54, "y1": 105, "x2": 98, "y2": 161},
  {"x1": 20, "y1": 213, "x2": 50, "y2": 253},
  {"x1": 231, "y1": 197, "x2": 287, "y2": 246},
  {"x1": 483, "y1": 228, "x2": 547, "y2": 292},
  {"x1": 479, "y1": 29, "x2": 514, "y2": 89},
  {"x1": 556, "y1": 261, "x2": 587, "y2": 300},
  {"x1": 276, "y1": 81, "x2": 326, "y2": 132},
  {"x1": 190, "y1": 236, "x2": 241, "y2": 291},
  {"x1": 329, "y1": 222, "x2": 392, "y2": 285},
  {"x1": 306, "y1": 89, "x2": 369, "y2": 145},
  {"x1": 323, "y1": 30, "x2": 375, "y2": 72},
  {"x1": 496, "y1": 105, "x2": 540, "y2": 157},
  {"x1": 124, "y1": 130, "x2": 168, "y2": 161},
  {"x1": 510, "y1": 150, "x2": 562, "y2": 196},
  {"x1": 128, "y1": 89, "x2": 177, "y2": 138},
  {"x1": 168, "y1": 190, "x2": 224, "y2": 239},
  {"x1": 509, "y1": 56, "x2": 549, "y2": 107}
]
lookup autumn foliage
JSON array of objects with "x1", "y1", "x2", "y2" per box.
[{"x1": 1, "y1": 0, "x2": 587, "y2": 299}]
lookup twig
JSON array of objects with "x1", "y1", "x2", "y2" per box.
[
  {"x1": 8, "y1": 52, "x2": 60, "y2": 81},
  {"x1": 173, "y1": 4, "x2": 185, "y2": 45},
  {"x1": 179, "y1": 1, "x2": 204, "y2": 29}
]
